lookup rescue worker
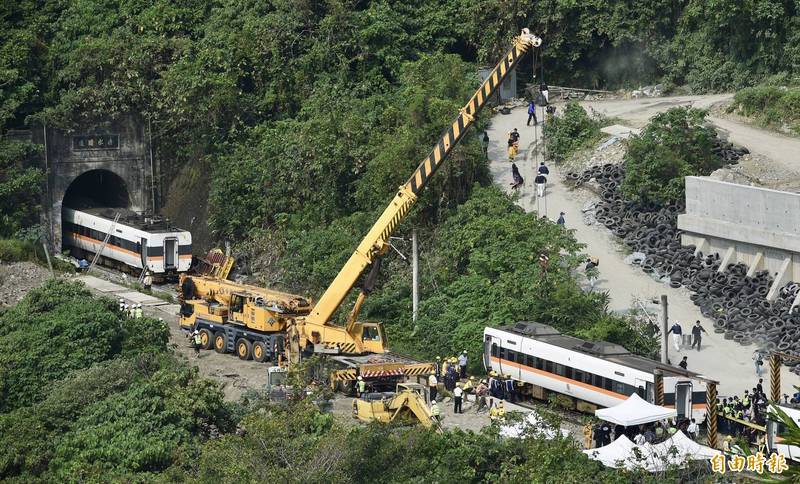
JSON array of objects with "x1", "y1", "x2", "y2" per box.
[
  {"x1": 192, "y1": 330, "x2": 202, "y2": 357},
  {"x1": 453, "y1": 383, "x2": 463, "y2": 414},
  {"x1": 503, "y1": 375, "x2": 515, "y2": 402},
  {"x1": 509, "y1": 128, "x2": 520, "y2": 144},
  {"x1": 458, "y1": 350, "x2": 468, "y2": 379},
  {"x1": 489, "y1": 371, "x2": 502, "y2": 398},
  {"x1": 722, "y1": 435, "x2": 733, "y2": 453},
  {"x1": 357, "y1": 376, "x2": 366, "y2": 396},
  {"x1": 430, "y1": 400, "x2": 441, "y2": 422},
  {"x1": 428, "y1": 372, "x2": 438, "y2": 403},
  {"x1": 118, "y1": 298, "x2": 125, "y2": 312},
  {"x1": 537, "y1": 161, "x2": 549, "y2": 175},
  {"x1": 123, "y1": 304, "x2": 130, "y2": 318},
  {"x1": 475, "y1": 379, "x2": 488, "y2": 412},
  {"x1": 143, "y1": 270, "x2": 153, "y2": 291},
  {"x1": 134, "y1": 304, "x2": 143, "y2": 319},
  {"x1": 462, "y1": 376, "x2": 474, "y2": 402},
  {"x1": 489, "y1": 401, "x2": 505, "y2": 422},
  {"x1": 583, "y1": 422, "x2": 593, "y2": 449}
]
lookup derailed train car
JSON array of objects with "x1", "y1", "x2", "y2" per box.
[
  {"x1": 62, "y1": 207, "x2": 192, "y2": 278},
  {"x1": 484, "y1": 321, "x2": 709, "y2": 422}
]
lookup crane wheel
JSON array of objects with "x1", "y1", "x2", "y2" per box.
[
  {"x1": 199, "y1": 329, "x2": 213, "y2": 350},
  {"x1": 214, "y1": 331, "x2": 227, "y2": 353},
  {"x1": 236, "y1": 338, "x2": 252, "y2": 360},
  {"x1": 252, "y1": 341, "x2": 268, "y2": 362}
]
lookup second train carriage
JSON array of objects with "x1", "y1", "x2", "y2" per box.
[
  {"x1": 62, "y1": 207, "x2": 192, "y2": 277},
  {"x1": 484, "y1": 322, "x2": 709, "y2": 422}
]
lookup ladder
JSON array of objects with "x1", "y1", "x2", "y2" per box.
[{"x1": 87, "y1": 212, "x2": 120, "y2": 273}]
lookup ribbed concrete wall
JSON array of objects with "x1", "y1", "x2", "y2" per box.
[{"x1": 678, "y1": 177, "x2": 800, "y2": 297}]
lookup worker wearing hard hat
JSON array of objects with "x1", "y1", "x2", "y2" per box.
[
  {"x1": 357, "y1": 375, "x2": 366, "y2": 396},
  {"x1": 428, "y1": 372, "x2": 438, "y2": 403},
  {"x1": 430, "y1": 399, "x2": 441, "y2": 422},
  {"x1": 462, "y1": 376, "x2": 474, "y2": 401},
  {"x1": 458, "y1": 350, "x2": 468, "y2": 379},
  {"x1": 192, "y1": 330, "x2": 202, "y2": 357},
  {"x1": 134, "y1": 304, "x2": 143, "y2": 319}
]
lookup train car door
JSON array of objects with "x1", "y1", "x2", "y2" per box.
[
  {"x1": 674, "y1": 381, "x2": 693, "y2": 420},
  {"x1": 164, "y1": 238, "x2": 178, "y2": 269},
  {"x1": 140, "y1": 238, "x2": 148, "y2": 269},
  {"x1": 483, "y1": 335, "x2": 494, "y2": 371}
]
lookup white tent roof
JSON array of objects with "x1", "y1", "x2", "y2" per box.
[
  {"x1": 594, "y1": 393, "x2": 676, "y2": 426},
  {"x1": 582, "y1": 435, "x2": 636, "y2": 468},
  {"x1": 583, "y1": 431, "x2": 722, "y2": 472},
  {"x1": 499, "y1": 410, "x2": 570, "y2": 440}
]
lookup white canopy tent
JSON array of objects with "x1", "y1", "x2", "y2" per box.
[
  {"x1": 584, "y1": 431, "x2": 722, "y2": 472},
  {"x1": 499, "y1": 410, "x2": 570, "y2": 440},
  {"x1": 594, "y1": 393, "x2": 677, "y2": 426}
]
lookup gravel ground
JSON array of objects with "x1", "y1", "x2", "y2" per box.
[{"x1": 0, "y1": 262, "x2": 52, "y2": 307}]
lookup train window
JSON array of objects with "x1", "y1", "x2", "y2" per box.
[
  {"x1": 524, "y1": 354, "x2": 533, "y2": 367},
  {"x1": 491, "y1": 344, "x2": 498, "y2": 357},
  {"x1": 614, "y1": 382, "x2": 626, "y2": 395},
  {"x1": 498, "y1": 347, "x2": 505, "y2": 359},
  {"x1": 573, "y1": 369, "x2": 583, "y2": 382},
  {"x1": 544, "y1": 360, "x2": 553, "y2": 373},
  {"x1": 506, "y1": 350, "x2": 515, "y2": 363},
  {"x1": 535, "y1": 357, "x2": 544, "y2": 370},
  {"x1": 583, "y1": 372, "x2": 593, "y2": 385},
  {"x1": 563, "y1": 366, "x2": 573, "y2": 379},
  {"x1": 593, "y1": 374, "x2": 603, "y2": 388}
]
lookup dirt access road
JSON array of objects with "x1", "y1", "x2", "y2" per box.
[
  {"x1": 580, "y1": 94, "x2": 800, "y2": 182},
  {"x1": 487, "y1": 96, "x2": 800, "y2": 398}
]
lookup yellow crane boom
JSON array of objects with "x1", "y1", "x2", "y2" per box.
[{"x1": 305, "y1": 29, "x2": 543, "y2": 329}]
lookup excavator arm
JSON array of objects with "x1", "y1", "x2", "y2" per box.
[{"x1": 305, "y1": 29, "x2": 543, "y2": 329}]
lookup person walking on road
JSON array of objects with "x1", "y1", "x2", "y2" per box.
[
  {"x1": 691, "y1": 320, "x2": 707, "y2": 351},
  {"x1": 458, "y1": 351, "x2": 468, "y2": 379},
  {"x1": 668, "y1": 321, "x2": 683, "y2": 352},
  {"x1": 557, "y1": 211, "x2": 565, "y2": 226},
  {"x1": 679, "y1": 356, "x2": 688, "y2": 370},
  {"x1": 510, "y1": 163, "x2": 524, "y2": 190},
  {"x1": 453, "y1": 383, "x2": 463, "y2": 414},
  {"x1": 537, "y1": 161, "x2": 549, "y2": 175},
  {"x1": 585, "y1": 256, "x2": 599, "y2": 289},
  {"x1": 428, "y1": 373, "x2": 438, "y2": 402},
  {"x1": 534, "y1": 173, "x2": 547, "y2": 197},
  {"x1": 753, "y1": 350, "x2": 764, "y2": 377},
  {"x1": 527, "y1": 100, "x2": 537, "y2": 126}
]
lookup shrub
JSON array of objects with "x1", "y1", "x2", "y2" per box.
[
  {"x1": 543, "y1": 103, "x2": 603, "y2": 163},
  {"x1": 622, "y1": 107, "x2": 720, "y2": 206}
]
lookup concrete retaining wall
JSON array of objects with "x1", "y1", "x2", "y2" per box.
[{"x1": 678, "y1": 176, "x2": 800, "y2": 300}]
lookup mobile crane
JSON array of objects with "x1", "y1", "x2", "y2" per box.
[{"x1": 180, "y1": 29, "x2": 542, "y2": 390}]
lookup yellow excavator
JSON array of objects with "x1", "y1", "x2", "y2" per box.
[
  {"x1": 179, "y1": 29, "x2": 542, "y2": 390},
  {"x1": 352, "y1": 383, "x2": 439, "y2": 429}
]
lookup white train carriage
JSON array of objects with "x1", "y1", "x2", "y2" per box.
[
  {"x1": 484, "y1": 322, "x2": 710, "y2": 422},
  {"x1": 62, "y1": 207, "x2": 192, "y2": 276}
]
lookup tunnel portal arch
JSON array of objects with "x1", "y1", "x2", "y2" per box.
[{"x1": 62, "y1": 168, "x2": 131, "y2": 209}]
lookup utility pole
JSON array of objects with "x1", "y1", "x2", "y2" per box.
[
  {"x1": 412, "y1": 229, "x2": 419, "y2": 324},
  {"x1": 660, "y1": 294, "x2": 669, "y2": 364}
]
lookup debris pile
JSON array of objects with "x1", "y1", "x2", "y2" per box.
[{"x1": 0, "y1": 262, "x2": 51, "y2": 307}]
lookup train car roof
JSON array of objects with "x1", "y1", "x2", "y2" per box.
[
  {"x1": 495, "y1": 321, "x2": 707, "y2": 380},
  {"x1": 70, "y1": 207, "x2": 188, "y2": 233}
]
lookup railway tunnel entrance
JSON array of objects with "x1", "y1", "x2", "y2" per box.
[{"x1": 62, "y1": 169, "x2": 131, "y2": 209}]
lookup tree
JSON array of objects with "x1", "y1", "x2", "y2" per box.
[{"x1": 622, "y1": 107, "x2": 720, "y2": 206}]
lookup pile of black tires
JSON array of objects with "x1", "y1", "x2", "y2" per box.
[{"x1": 568, "y1": 155, "x2": 800, "y2": 375}]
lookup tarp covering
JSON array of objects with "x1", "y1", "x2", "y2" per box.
[
  {"x1": 499, "y1": 410, "x2": 570, "y2": 439},
  {"x1": 584, "y1": 431, "x2": 722, "y2": 472},
  {"x1": 594, "y1": 393, "x2": 677, "y2": 426}
]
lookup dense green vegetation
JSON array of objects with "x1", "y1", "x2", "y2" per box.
[
  {"x1": 621, "y1": 107, "x2": 721, "y2": 206},
  {"x1": 543, "y1": 102, "x2": 604, "y2": 163},
  {"x1": 0, "y1": 281, "x2": 685, "y2": 481},
  {"x1": 730, "y1": 84, "x2": 800, "y2": 135}
]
